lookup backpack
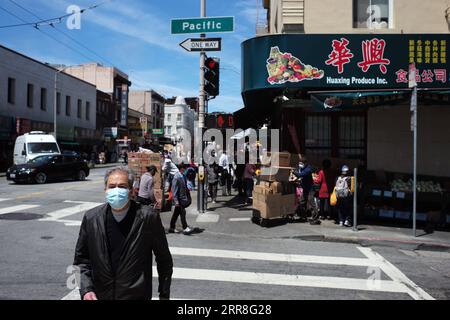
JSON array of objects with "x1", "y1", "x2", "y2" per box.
[{"x1": 335, "y1": 176, "x2": 351, "y2": 198}]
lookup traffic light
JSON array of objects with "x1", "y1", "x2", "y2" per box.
[{"x1": 204, "y1": 56, "x2": 220, "y2": 97}]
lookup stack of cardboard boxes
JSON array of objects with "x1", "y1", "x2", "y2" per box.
[
  {"x1": 128, "y1": 152, "x2": 163, "y2": 203},
  {"x1": 252, "y1": 152, "x2": 298, "y2": 221}
]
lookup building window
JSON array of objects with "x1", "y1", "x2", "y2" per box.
[
  {"x1": 77, "y1": 99, "x2": 82, "y2": 118},
  {"x1": 305, "y1": 115, "x2": 332, "y2": 157},
  {"x1": 338, "y1": 115, "x2": 366, "y2": 159},
  {"x1": 167, "y1": 126, "x2": 172, "y2": 135},
  {"x1": 86, "y1": 101, "x2": 90, "y2": 120},
  {"x1": 167, "y1": 114, "x2": 171, "y2": 122},
  {"x1": 353, "y1": 0, "x2": 392, "y2": 29},
  {"x1": 27, "y1": 83, "x2": 34, "y2": 108},
  {"x1": 177, "y1": 114, "x2": 182, "y2": 122},
  {"x1": 66, "y1": 96, "x2": 71, "y2": 116},
  {"x1": 157, "y1": 105, "x2": 160, "y2": 114},
  {"x1": 40, "y1": 88, "x2": 47, "y2": 111},
  {"x1": 7, "y1": 78, "x2": 15, "y2": 104},
  {"x1": 56, "y1": 92, "x2": 61, "y2": 115}
]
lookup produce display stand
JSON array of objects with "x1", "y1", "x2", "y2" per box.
[{"x1": 361, "y1": 171, "x2": 450, "y2": 228}]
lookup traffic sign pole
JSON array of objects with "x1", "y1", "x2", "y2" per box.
[{"x1": 198, "y1": 0, "x2": 206, "y2": 214}]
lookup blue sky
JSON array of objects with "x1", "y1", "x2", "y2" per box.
[{"x1": 0, "y1": 0, "x2": 266, "y2": 113}]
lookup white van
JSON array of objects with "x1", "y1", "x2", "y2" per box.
[{"x1": 14, "y1": 131, "x2": 61, "y2": 165}]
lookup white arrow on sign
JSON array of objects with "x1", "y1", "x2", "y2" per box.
[{"x1": 179, "y1": 38, "x2": 221, "y2": 52}]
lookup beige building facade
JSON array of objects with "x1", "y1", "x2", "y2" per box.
[{"x1": 264, "y1": 0, "x2": 450, "y2": 35}]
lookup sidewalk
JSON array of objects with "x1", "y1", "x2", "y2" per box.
[{"x1": 180, "y1": 191, "x2": 450, "y2": 250}]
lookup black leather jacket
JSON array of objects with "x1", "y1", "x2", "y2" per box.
[{"x1": 73, "y1": 201, "x2": 173, "y2": 300}]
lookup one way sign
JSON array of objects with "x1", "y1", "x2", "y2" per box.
[{"x1": 179, "y1": 38, "x2": 221, "y2": 52}]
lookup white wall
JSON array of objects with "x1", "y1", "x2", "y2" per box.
[
  {"x1": 367, "y1": 104, "x2": 450, "y2": 177},
  {"x1": 0, "y1": 46, "x2": 96, "y2": 130}
]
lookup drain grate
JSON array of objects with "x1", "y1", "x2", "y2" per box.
[{"x1": 0, "y1": 212, "x2": 44, "y2": 220}]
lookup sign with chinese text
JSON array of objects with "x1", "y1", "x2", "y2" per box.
[{"x1": 242, "y1": 34, "x2": 450, "y2": 92}]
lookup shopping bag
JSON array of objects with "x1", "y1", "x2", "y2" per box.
[{"x1": 330, "y1": 187, "x2": 337, "y2": 206}]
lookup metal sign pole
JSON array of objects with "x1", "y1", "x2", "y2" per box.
[
  {"x1": 409, "y1": 63, "x2": 417, "y2": 237},
  {"x1": 198, "y1": 0, "x2": 206, "y2": 214},
  {"x1": 412, "y1": 86, "x2": 418, "y2": 237},
  {"x1": 353, "y1": 167, "x2": 358, "y2": 231}
]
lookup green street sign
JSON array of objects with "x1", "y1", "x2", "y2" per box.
[
  {"x1": 152, "y1": 128, "x2": 164, "y2": 135},
  {"x1": 171, "y1": 16, "x2": 234, "y2": 34}
]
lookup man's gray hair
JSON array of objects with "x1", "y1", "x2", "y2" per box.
[{"x1": 104, "y1": 166, "x2": 135, "y2": 189}]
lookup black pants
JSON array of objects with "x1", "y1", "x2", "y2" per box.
[
  {"x1": 170, "y1": 205, "x2": 188, "y2": 230},
  {"x1": 337, "y1": 196, "x2": 353, "y2": 223},
  {"x1": 319, "y1": 197, "x2": 330, "y2": 218},
  {"x1": 208, "y1": 182, "x2": 218, "y2": 201}
]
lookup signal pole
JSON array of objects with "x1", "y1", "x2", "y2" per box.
[{"x1": 197, "y1": 0, "x2": 206, "y2": 213}]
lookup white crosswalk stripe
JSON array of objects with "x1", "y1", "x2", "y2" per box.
[
  {"x1": 0, "y1": 198, "x2": 12, "y2": 202},
  {"x1": 0, "y1": 204, "x2": 40, "y2": 215},
  {"x1": 38, "y1": 201, "x2": 102, "y2": 222},
  {"x1": 0, "y1": 200, "x2": 101, "y2": 226},
  {"x1": 61, "y1": 245, "x2": 434, "y2": 300}
]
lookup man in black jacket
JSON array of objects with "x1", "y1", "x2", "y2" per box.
[{"x1": 73, "y1": 166, "x2": 173, "y2": 300}]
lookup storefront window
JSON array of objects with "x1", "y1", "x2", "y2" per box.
[{"x1": 353, "y1": 0, "x2": 392, "y2": 29}]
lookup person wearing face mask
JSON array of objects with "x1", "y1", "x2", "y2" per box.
[
  {"x1": 292, "y1": 157, "x2": 313, "y2": 222},
  {"x1": 73, "y1": 166, "x2": 173, "y2": 300}
]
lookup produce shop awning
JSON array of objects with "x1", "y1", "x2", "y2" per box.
[{"x1": 309, "y1": 89, "x2": 450, "y2": 112}]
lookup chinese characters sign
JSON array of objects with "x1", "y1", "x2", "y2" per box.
[{"x1": 242, "y1": 34, "x2": 450, "y2": 92}]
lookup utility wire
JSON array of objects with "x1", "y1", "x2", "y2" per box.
[
  {"x1": 0, "y1": 4, "x2": 95, "y2": 62},
  {"x1": 0, "y1": 0, "x2": 110, "y2": 29},
  {"x1": 7, "y1": 0, "x2": 117, "y2": 67}
]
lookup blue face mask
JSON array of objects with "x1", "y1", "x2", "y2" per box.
[{"x1": 106, "y1": 187, "x2": 129, "y2": 210}]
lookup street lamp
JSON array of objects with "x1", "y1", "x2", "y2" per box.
[{"x1": 53, "y1": 66, "x2": 71, "y2": 139}]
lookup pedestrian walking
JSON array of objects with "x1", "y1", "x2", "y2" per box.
[
  {"x1": 73, "y1": 166, "x2": 173, "y2": 300},
  {"x1": 207, "y1": 161, "x2": 220, "y2": 203},
  {"x1": 219, "y1": 150, "x2": 232, "y2": 196},
  {"x1": 243, "y1": 162, "x2": 256, "y2": 205},
  {"x1": 169, "y1": 164, "x2": 194, "y2": 235},
  {"x1": 137, "y1": 165, "x2": 159, "y2": 207},
  {"x1": 335, "y1": 165, "x2": 354, "y2": 227}
]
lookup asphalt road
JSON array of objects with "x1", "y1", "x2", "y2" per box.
[{"x1": 0, "y1": 167, "x2": 449, "y2": 300}]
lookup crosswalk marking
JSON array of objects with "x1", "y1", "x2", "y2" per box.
[
  {"x1": 60, "y1": 245, "x2": 433, "y2": 300},
  {"x1": 169, "y1": 247, "x2": 378, "y2": 267},
  {"x1": 229, "y1": 218, "x2": 251, "y2": 222},
  {"x1": 0, "y1": 204, "x2": 40, "y2": 215},
  {"x1": 38, "y1": 201, "x2": 102, "y2": 222},
  {"x1": 358, "y1": 247, "x2": 434, "y2": 300},
  {"x1": 158, "y1": 267, "x2": 407, "y2": 294},
  {"x1": 0, "y1": 198, "x2": 11, "y2": 202},
  {"x1": 196, "y1": 213, "x2": 220, "y2": 223}
]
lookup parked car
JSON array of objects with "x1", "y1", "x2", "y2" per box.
[{"x1": 6, "y1": 154, "x2": 90, "y2": 184}]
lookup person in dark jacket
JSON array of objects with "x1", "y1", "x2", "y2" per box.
[
  {"x1": 73, "y1": 166, "x2": 173, "y2": 300},
  {"x1": 169, "y1": 164, "x2": 193, "y2": 235},
  {"x1": 293, "y1": 157, "x2": 314, "y2": 221}
]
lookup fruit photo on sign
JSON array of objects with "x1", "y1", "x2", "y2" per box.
[{"x1": 266, "y1": 46, "x2": 324, "y2": 84}]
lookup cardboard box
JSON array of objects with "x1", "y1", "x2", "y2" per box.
[
  {"x1": 252, "y1": 193, "x2": 296, "y2": 219},
  {"x1": 263, "y1": 152, "x2": 291, "y2": 167},
  {"x1": 259, "y1": 166, "x2": 293, "y2": 182}
]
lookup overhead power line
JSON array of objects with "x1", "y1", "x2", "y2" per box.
[
  {"x1": 6, "y1": 0, "x2": 117, "y2": 67},
  {"x1": 0, "y1": 0, "x2": 110, "y2": 29},
  {"x1": 0, "y1": 4, "x2": 95, "y2": 62}
]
